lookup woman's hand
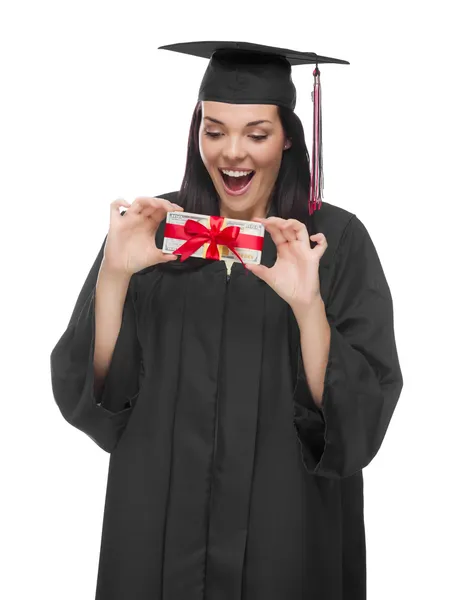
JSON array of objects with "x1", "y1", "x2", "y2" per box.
[
  {"x1": 103, "y1": 196, "x2": 184, "y2": 276},
  {"x1": 245, "y1": 217, "x2": 328, "y2": 310}
]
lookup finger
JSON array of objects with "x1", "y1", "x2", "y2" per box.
[
  {"x1": 110, "y1": 198, "x2": 131, "y2": 220},
  {"x1": 259, "y1": 219, "x2": 287, "y2": 246},
  {"x1": 150, "y1": 205, "x2": 184, "y2": 225},
  {"x1": 268, "y1": 221, "x2": 304, "y2": 248},
  {"x1": 309, "y1": 233, "x2": 328, "y2": 246},
  {"x1": 140, "y1": 202, "x2": 182, "y2": 219},
  {"x1": 139, "y1": 204, "x2": 167, "y2": 225},
  {"x1": 133, "y1": 197, "x2": 178, "y2": 224},
  {"x1": 271, "y1": 221, "x2": 297, "y2": 242},
  {"x1": 309, "y1": 233, "x2": 328, "y2": 258},
  {"x1": 311, "y1": 233, "x2": 328, "y2": 244},
  {"x1": 245, "y1": 262, "x2": 272, "y2": 284},
  {"x1": 271, "y1": 219, "x2": 310, "y2": 246},
  {"x1": 253, "y1": 216, "x2": 310, "y2": 247},
  {"x1": 129, "y1": 197, "x2": 175, "y2": 216},
  {"x1": 262, "y1": 216, "x2": 288, "y2": 227},
  {"x1": 111, "y1": 197, "x2": 130, "y2": 204},
  {"x1": 287, "y1": 219, "x2": 309, "y2": 244},
  {"x1": 252, "y1": 217, "x2": 307, "y2": 233},
  {"x1": 152, "y1": 249, "x2": 180, "y2": 264},
  {"x1": 110, "y1": 197, "x2": 131, "y2": 210},
  {"x1": 280, "y1": 220, "x2": 300, "y2": 243},
  {"x1": 158, "y1": 251, "x2": 180, "y2": 263},
  {"x1": 148, "y1": 200, "x2": 184, "y2": 222},
  {"x1": 127, "y1": 197, "x2": 146, "y2": 214}
]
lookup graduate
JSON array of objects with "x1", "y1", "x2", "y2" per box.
[{"x1": 50, "y1": 41, "x2": 404, "y2": 600}]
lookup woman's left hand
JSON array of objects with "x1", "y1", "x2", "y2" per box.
[{"x1": 245, "y1": 217, "x2": 328, "y2": 310}]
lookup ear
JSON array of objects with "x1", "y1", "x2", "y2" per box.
[{"x1": 283, "y1": 138, "x2": 292, "y2": 150}]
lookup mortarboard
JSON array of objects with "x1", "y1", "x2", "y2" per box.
[{"x1": 158, "y1": 41, "x2": 349, "y2": 215}]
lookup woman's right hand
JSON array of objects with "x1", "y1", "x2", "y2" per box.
[{"x1": 102, "y1": 196, "x2": 184, "y2": 276}]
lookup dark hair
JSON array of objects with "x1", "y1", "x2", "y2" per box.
[{"x1": 177, "y1": 101, "x2": 315, "y2": 237}]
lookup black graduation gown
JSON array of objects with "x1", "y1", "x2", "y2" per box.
[{"x1": 50, "y1": 191, "x2": 404, "y2": 600}]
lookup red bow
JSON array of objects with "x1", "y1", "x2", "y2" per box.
[{"x1": 173, "y1": 216, "x2": 246, "y2": 266}]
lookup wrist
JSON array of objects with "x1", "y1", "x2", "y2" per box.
[
  {"x1": 291, "y1": 294, "x2": 325, "y2": 324},
  {"x1": 99, "y1": 260, "x2": 133, "y2": 281}
]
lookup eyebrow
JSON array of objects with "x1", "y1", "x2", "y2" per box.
[{"x1": 204, "y1": 116, "x2": 272, "y2": 127}]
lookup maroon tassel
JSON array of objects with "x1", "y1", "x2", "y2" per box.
[{"x1": 309, "y1": 65, "x2": 323, "y2": 215}]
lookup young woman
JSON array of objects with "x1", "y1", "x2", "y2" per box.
[{"x1": 50, "y1": 43, "x2": 404, "y2": 600}]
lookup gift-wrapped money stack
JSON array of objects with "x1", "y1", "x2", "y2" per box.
[{"x1": 162, "y1": 211, "x2": 265, "y2": 271}]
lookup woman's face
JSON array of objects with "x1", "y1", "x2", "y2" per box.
[{"x1": 199, "y1": 101, "x2": 291, "y2": 219}]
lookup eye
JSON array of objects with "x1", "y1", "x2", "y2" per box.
[{"x1": 203, "y1": 131, "x2": 268, "y2": 142}]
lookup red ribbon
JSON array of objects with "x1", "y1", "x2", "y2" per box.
[{"x1": 164, "y1": 216, "x2": 263, "y2": 266}]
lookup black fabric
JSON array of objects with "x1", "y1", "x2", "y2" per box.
[
  {"x1": 158, "y1": 41, "x2": 349, "y2": 110},
  {"x1": 50, "y1": 192, "x2": 403, "y2": 599}
]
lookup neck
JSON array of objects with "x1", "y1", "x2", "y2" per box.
[{"x1": 219, "y1": 202, "x2": 270, "y2": 222}]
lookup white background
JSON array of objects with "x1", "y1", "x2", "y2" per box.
[{"x1": 1, "y1": 0, "x2": 452, "y2": 598}]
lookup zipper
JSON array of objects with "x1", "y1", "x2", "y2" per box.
[
  {"x1": 212, "y1": 260, "x2": 229, "y2": 472},
  {"x1": 225, "y1": 258, "x2": 233, "y2": 283},
  {"x1": 203, "y1": 259, "x2": 229, "y2": 598}
]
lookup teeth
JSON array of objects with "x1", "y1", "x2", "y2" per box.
[{"x1": 221, "y1": 169, "x2": 254, "y2": 177}]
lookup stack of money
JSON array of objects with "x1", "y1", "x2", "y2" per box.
[{"x1": 162, "y1": 211, "x2": 265, "y2": 265}]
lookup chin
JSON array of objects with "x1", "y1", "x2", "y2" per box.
[{"x1": 221, "y1": 196, "x2": 254, "y2": 211}]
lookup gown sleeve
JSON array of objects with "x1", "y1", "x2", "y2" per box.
[
  {"x1": 292, "y1": 215, "x2": 404, "y2": 479},
  {"x1": 50, "y1": 234, "x2": 142, "y2": 453}
]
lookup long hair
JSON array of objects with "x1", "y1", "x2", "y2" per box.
[{"x1": 177, "y1": 101, "x2": 315, "y2": 236}]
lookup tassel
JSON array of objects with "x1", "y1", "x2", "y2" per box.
[{"x1": 309, "y1": 65, "x2": 324, "y2": 215}]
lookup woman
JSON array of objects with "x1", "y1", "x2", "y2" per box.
[{"x1": 50, "y1": 43, "x2": 403, "y2": 600}]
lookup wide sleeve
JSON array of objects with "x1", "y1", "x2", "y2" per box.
[
  {"x1": 292, "y1": 215, "x2": 404, "y2": 479},
  {"x1": 50, "y1": 235, "x2": 142, "y2": 453}
]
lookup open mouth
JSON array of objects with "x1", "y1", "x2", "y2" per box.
[{"x1": 218, "y1": 169, "x2": 255, "y2": 193}]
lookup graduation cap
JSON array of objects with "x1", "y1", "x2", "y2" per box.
[{"x1": 158, "y1": 41, "x2": 349, "y2": 215}]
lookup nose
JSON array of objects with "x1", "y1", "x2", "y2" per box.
[{"x1": 221, "y1": 135, "x2": 247, "y2": 163}]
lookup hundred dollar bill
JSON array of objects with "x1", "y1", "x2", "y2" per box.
[{"x1": 162, "y1": 211, "x2": 265, "y2": 265}]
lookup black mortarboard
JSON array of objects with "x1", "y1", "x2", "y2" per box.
[{"x1": 158, "y1": 41, "x2": 350, "y2": 214}]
